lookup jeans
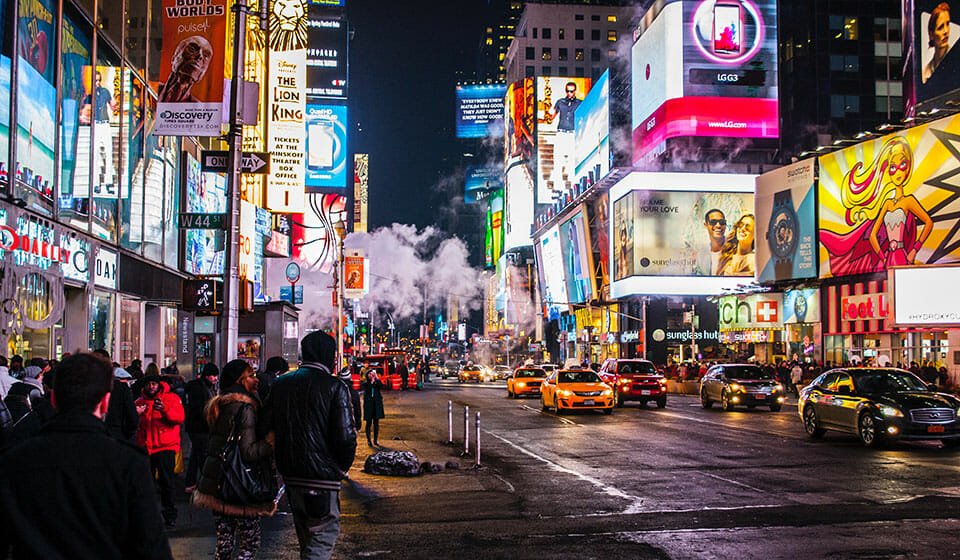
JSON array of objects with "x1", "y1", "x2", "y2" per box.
[
  {"x1": 185, "y1": 432, "x2": 208, "y2": 488},
  {"x1": 215, "y1": 515, "x2": 262, "y2": 560},
  {"x1": 151, "y1": 450, "x2": 177, "y2": 524},
  {"x1": 287, "y1": 486, "x2": 341, "y2": 560}
]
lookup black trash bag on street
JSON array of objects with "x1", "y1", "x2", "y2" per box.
[{"x1": 363, "y1": 450, "x2": 421, "y2": 476}]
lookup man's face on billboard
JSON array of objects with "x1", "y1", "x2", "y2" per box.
[
  {"x1": 566, "y1": 84, "x2": 577, "y2": 99},
  {"x1": 704, "y1": 210, "x2": 726, "y2": 244}
]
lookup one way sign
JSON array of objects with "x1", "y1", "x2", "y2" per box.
[{"x1": 201, "y1": 151, "x2": 271, "y2": 175}]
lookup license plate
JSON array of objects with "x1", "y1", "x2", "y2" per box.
[
  {"x1": 640, "y1": 390, "x2": 651, "y2": 395},
  {"x1": 753, "y1": 394, "x2": 766, "y2": 400},
  {"x1": 928, "y1": 425, "x2": 946, "y2": 433},
  {"x1": 583, "y1": 399, "x2": 595, "y2": 405}
]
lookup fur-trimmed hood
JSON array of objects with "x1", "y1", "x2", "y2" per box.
[{"x1": 204, "y1": 390, "x2": 259, "y2": 429}]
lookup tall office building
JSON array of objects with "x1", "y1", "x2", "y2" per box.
[{"x1": 477, "y1": 0, "x2": 525, "y2": 84}]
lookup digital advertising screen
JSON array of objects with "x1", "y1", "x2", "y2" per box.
[
  {"x1": 754, "y1": 158, "x2": 817, "y2": 283},
  {"x1": 504, "y1": 78, "x2": 535, "y2": 170},
  {"x1": 304, "y1": 103, "x2": 348, "y2": 188},
  {"x1": 631, "y1": 0, "x2": 779, "y2": 165},
  {"x1": 183, "y1": 158, "x2": 227, "y2": 276},
  {"x1": 537, "y1": 225, "x2": 569, "y2": 316},
  {"x1": 558, "y1": 209, "x2": 594, "y2": 304},
  {"x1": 890, "y1": 265, "x2": 960, "y2": 327},
  {"x1": 818, "y1": 113, "x2": 960, "y2": 278},
  {"x1": 291, "y1": 192, "x2": 347, "y2": 274},
  {"x1": 535, "y1": 76, "x2": 591, "y2": 204},
  {"x1": 504, "y1": 159, "x2": 535, "y2": 252},
  {"x1": 456, "y1": 84, "x2": 507, "y2": 139},
  {"x1": 487, "y1": 189, "x2": 504, "y2": 266},
  {"x1": 609, "y1": 172, "x2": 756, "y2": 297},
  {"x1": 306, "y1": 14, "x2": 348, "y2": 98},
  {"x1": 574, "y1": 70, "x2": 610, "y2": 183},
  {"x1": 910, "y1": 0, "x2": 960, "y2": 112},
  {"x1": 465, "y1": 166, "x2": 504, "y2": 204}
]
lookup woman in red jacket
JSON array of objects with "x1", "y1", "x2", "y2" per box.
[{"x1": 135, "y1": 375, "x2": 185, "y2": 527}]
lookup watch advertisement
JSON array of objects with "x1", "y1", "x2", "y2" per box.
[
  {"x1": 755, "y1": 158, "x2": 816, "y2": 282},
  {"x1": 783, "y1": 288, "x2": 820, "y2": 324}
]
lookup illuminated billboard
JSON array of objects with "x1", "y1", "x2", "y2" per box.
[
  {"x1": 487, "y1": 189, "x2": 504, "y2": 267},
  {"x1": 537, "y1": 225, "x2": 569, "y2": 316},
  {"x1": 535, "y1": 77, "x2": 591, "y2": 203},
  {"x1": 353, "y1": 153, "x2": 368, "y2": 232},
  {"x1": 908, "y1": 0, "x2": 960, "y2": 113},
  {"x1": 292, "y1": 193, "x2": 347, "y2": 273},
  {"x1": 504, "y1": 78, "x2": 535, "y2": 169},
  {"x1": 631, "y1": 0, "x2": 779, "y2": 165},
  {"x1": 465, "y1": 166, "x2": 504, "y2": 204},
  {"x1": 306, "y1": 14, "x2": 348, "y2": 98},
  {"x1": 504, "y1": 159, "x2": 535, "y2": 252},
  {"x1": 754, "y1": 159, "x2": 817, "y2": 282},
  {"x1": 558, "y1": 208, "x2": 594, "y2": 304},
  {"x1": 818, "y1": 113, "x2": 960, "y2": 278},
  {"x1": 304, "y1": 103, "x2": 348, "y2": 188},
  {"x1": 890, "y1": 265, "x2": 960, "y2": 327},
  {"x1": 609, "y1": 172, "x2": 756, "y2": 297},
  {"x1": 456, "y1": 84, "x2": 507, "y2": 139},
  {"x1": 183, "y1": 156, "x2": 227, "y2": 276},
  {"x1": 574, "y1": 70, "x2": 610, "y2": 184}
]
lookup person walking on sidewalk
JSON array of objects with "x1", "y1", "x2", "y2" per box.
[
  {"x1": 790, "y1": 362, "x2": 803, "y2": 397},
  {"x1": 261, "y1": 331, "x2": 357, "y2": 560},
  {"x1": 361, "y1": 367, "x2": 385, "y2": 447},
  {"x1": 135, "y1": 374, "x2": 185, "y2": 528},
  {"x1": 183, "y1": 363, "x2": 219, "y2": 493},
  {"x1": 192, "y1": 359, "x2": 276, "y2": 560},
  {"x1": 0, "y1": 353, "x2": 173, "y2": 559}
]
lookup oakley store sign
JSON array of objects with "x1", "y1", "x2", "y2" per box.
[
  {"x1": 0, "y1": 210, "x2": 88, "y2": 280},
  {"x1": 718, "y1": 293, "x2": 784, "y2": 330}
]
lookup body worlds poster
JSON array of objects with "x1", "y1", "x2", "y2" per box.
[{"x1": 155, "y1": 0, "x2": 228, "y2": 136}]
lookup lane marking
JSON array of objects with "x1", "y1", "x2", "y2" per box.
[
  {"x1": 484, "y1": 430, "x2": 645, "y2": 513},
  {"x1": 519, "y1": 404, "x2": 577, "y2": 425},
  {"x1": 493, "y1": 473, "x2": 516, "y2": 493},
  {"x1": 696, "y1": 470, "x2": 767, "y2": 493}
]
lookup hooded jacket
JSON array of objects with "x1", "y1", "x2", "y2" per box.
[{"x1": 134, "y1": 380, "x2": 185, "y2": 454}]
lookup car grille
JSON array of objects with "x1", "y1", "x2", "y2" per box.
[
  {"x1": 574, "y1": 391, "x2": 603, "y2": 397},
  {"x1": 910, "y1": 408, "x2": 956, "y2": 423},
  {"x1": 527, "y1": 381, "x2": 541, "y2": 388}
]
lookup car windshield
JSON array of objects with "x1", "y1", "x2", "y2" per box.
[
  {"x1": 854, "y1": 370, "x2": 929, "y2": 393},
  {"x1": 618, "y1": 361, "x2": 656, "y2": 374},
  {"x1": 558, "y1": 370, "x2": 602, "y2": 383},
  {"x1": 724, "y1": 366, "x2": 773, "y2": 380},
  {"x1": 515, "y1": 368, "x2": 545, "y2": 378},
  {"x1": 464, "y1": 366, "x2": 481, "y2": 372}
]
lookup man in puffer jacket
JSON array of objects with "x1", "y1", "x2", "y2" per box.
[{"x1": 135, "y1": 375, "x2": 185, "y2": 527}]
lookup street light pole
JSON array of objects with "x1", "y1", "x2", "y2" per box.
[{"x1": 334, "y1": 220, "x2": 347, "y2": 372}]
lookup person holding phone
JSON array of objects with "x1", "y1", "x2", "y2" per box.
[
  {"x1": 134, "y1": 374, "x2": 185, "y2": 528},
  {"x1": 361, "y1": 367, "x2": 385, "y2": 447}
]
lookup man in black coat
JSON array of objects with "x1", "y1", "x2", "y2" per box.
[
  {"x1": 261, "y1": 331, "x2": 357, "y2": 559},
  {"x1": 0, "y1": 353, "x2": 172, "y2": 559},
  {"x1": 258, "y1": 355, "x2": 289, "y2": 401},
  {"x1": 183, "y1": 363, "x2": 218, "y2": 492}
]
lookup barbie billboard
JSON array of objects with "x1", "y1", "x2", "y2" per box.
[{"x1": 818, "y1": 114, "x2": 960, "y2": 278}]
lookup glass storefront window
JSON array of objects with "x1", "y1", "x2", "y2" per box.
[
  {"x1": 143, "y1": 93, "x2": 163, "y2": 262},
  {"x1": 119, "y1": 297, "x2": 140, "y2": 366},
  {"x1": 896, "y1": 331, "x2": 949, "y2": 367},
  {"x1": 162, "y1": 137, "x2": 179, "y2": 267},
  {"x1": 14, "y1": 0, "x2": 58, "y2": 216},
  {"x1": 59, "y1": 5, "x2": 93, "y2": 231},
  {"x1": 120, "y1": 68, "x2": 144, "y2": 252},
  {"x1": 89, "y1": 290, "x2": 114, "y2": 353},
  {"x1": 90, "y1": 40, "x2": 121, "y2": 242},
  {"x1": 98, "y1": 0, "x2": 123, "y2": 52},
  {"x1": 163, "y1": 307, "x2": 177, "y2": 367}
]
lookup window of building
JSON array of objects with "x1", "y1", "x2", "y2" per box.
[
  {"x1": 575, "y1": 28, "x2": 584, "y2": 40},
  {"x1": 591, "y1": 15, "x2": 600, "y2": 21},
  {"x1": 575, "y1": 48, "x2": 584, "y2": 61},
  {"x1": 842, "y1": 17, "x2": 858, "y2": 40},
  {"x1": 874, "y1": 58, "x2": 903, "y2": 80},
  {"x1": 831, "y1": 94, "x2": 860, "y2": 117},
  {"x1": 576, "y1": 14, "x2": 584, "y2": 21},
  {"x1": 526, "y1": 46, "x2": 535, "y2": 60},
  {"x1": 576, "y1": 67, "x2": 585, "y2": 77},
  {"x1": 121, "y1": 69, "x2": 146, "y2": 253},
  {"x1": 830, "y1": 55, "x2": 859, "y2": 72},
  {"x1": 592, "y1": 29, "x2": 601, "y2": 41},
  {"x1": 126, "y1": 0, "x2": 148, "y2": 78},
  {"x1": 559, "y1": 66, "x2": 568, "y2": 75},
  {"x1": 608, "y1": 30, "x2": 618, "y2": 41},
  {"x1": 542, "y1": 28, "x2": 552, "y2": 39},
  {"x1": 559, "y1": 48, "x2": 568, "y2": 61},
  {"x1": 533, "y1": 27, "x2": 537, "y2": 39},
  {"x1": 526, "y1": 65, "x2": 535, "y2": 78},
  {"x1": 143, "y1": 95, "x2": 164, "y2": 263},
  {"x1": 543, "y1": 66, "x2": 552, "y2": 76},
  {"x1": 486, "y1": 38, "x2": 493, "y2": 45},
  {"x1": 591, "y1": 48, "x2": 602, "y2": 61},
  {"x1": 608, "y1": 15, "x2": 617, "y2": 22},
  {"x1": 162, "y1": 136, "x2": 180, "y2": 268},
  {"x1": 558, "y1": 28, "x2": 565, "y2": 40},
  {"x1": 92, "y1": 38, "x2": 122, "y2": 242},
  {"x1": 608, "y1": 49, "x2": 617, "y2": 58},
  {"x1": 542, "y1": 47, "x2": 552, "y2": 60},
  {"x1": 592, "y1": 67, "x2": 602, "y2": 80}
]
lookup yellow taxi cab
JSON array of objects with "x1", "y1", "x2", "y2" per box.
[
  {"x1": 507, "y1": 367, "x2": 547, "y2": 398},
  {"x1": 540, "y1": 368, "x2": 614, "y2": 415}
]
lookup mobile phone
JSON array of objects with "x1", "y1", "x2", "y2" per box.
[
  {"x1": 713, "y1": 2, "x2": 742, "y2": 55},
  {"x1": 274, "y1": 484, "x2": 286, "y2": 505},
  {"x1": 308, "y1": 121, "x2": 335, "y2": 169}
]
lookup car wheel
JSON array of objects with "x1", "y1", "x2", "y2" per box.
[
  {"x1": 656, "y1": 396, "x2": 667, "y2": 409},
  {"x1": 942, "y1": 439, "x2": 960, "y2": 449},
  {"x1": 802, "y1": 406, "x2": 826, "y2": 438},
  {"x1": 555, "y1": 397, "x2": 564, "y2": 415},
  {"x1": 701, "y1": 390, "x2": 713, "y2": 409},
  {"x1": 721, "y1": 390, "x2": 735, "y2": 412},
  {"x1": 858, "y1": 412, "x2": 883, "y2": 448},
  {"x1": 603, "y1": 407, "x2": 613, "y2": 415},
  {"x1": 769, "y1": 403, "x2": 782, "y2": 412},
  {"x1": 540, "y1": 396, "x2": 548, "y2": 411}
]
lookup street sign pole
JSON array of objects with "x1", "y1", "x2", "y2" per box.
[{"x1": 220, "y1": 0, "x2": 248, "y2": 370}]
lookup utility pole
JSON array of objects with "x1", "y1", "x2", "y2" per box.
[{"x1": 219, "y1": 0, "x2": 249, "y2": 368}]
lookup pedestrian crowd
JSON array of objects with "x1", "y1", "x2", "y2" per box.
[{"x1": 0, "y1": 329, "x2": 360, "y2": 560}]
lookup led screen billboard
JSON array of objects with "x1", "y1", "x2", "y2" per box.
[
  {"x1": 574, "y1": 70, "x2": 610, "y2": 183},
  {"x1": 183, "y1": 157, "x2": 227, "y2": 276},
  {"x1": 754, "y1": 159, "x2": 816, "y2": 282},
  {"x1": 537, "y1": 225, "x2": 569, "y2": 316},
  {"x1": 890, "y1": 265, "x2": 960, "y2": 327},
  {"x1": 908, "y1": 0, "x2": 960, "y2": 113},
  {"x1": 291, "y1": 193, "x2": 347, "y2": 274},
  {"x1": 465, "y1": 166, "x2": 504, "y2": 204},
  {"x1": 558, "y1": 209, "x2": 594, "y2": 304},
  {"x1": 456, "y1": 84, "x2": 507, "y2": 139},
  {"x1": 487, "y1": 189, "x2": 504, "y2": 267},
  {"x1": 609, "y1": 172, "x2": 756, "y2": 297},
  {"x1": 306, "y1": 14, "x2": 347, "y2": 98},
  {"x1": 818, "y1": 113, "x2": 960, "y2": 278},
  {"x1": 504, "y1": 159, "x2": 535, "y2": 252},
  {"x1": 504, "y1": 78, "x2": 535, "y2": 169},
  {"x1": 631, "y1": 0, "x2": 778, "y2": 165},
  {"x1": 304, "y1": 103, "x2": 347, "y2": 188},
  {"x1": 535, "y1": 77, "x2": 591, "y2": 204}
]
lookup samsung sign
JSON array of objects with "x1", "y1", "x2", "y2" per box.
[{"x1": 890, "y1": 266, "x2": 960, "y2": 327}]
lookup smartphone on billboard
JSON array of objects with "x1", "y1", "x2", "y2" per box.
[
  {"x1": 713, "y1": 2, "x2": 742, "y2": 55},
  {"x1": 308, "y1": 121, "x2": 335, "y2": 170}
]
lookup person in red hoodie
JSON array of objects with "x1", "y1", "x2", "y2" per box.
[{"x1": 136, "y1": 374, "x2": 185, "y2": 528}]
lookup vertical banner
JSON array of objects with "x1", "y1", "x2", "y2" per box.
[
  {"x1": 155, "y1": 0, "x2": 228, "y2": 136},
  {"x1": 755, "y1": 159, "x2": 817, "y2": 282},
  {"x1": 343, "y1": 248, "x2": 364, "y2": 299},
  {"x1": 353, "y1": 153, "x2": 368, "y2": 233},
  {"x1": 242, "y1": 0, "x2": 267, "y2": 205},
  {"x1": 266, "y1": 0, "x2": 308, "y2": 213}
]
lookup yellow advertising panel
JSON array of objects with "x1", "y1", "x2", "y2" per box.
[
  {"x1": 818, "y1": 114, "x2": 960, "y2": 278},
  {"x1": 343, "y1": 248, "x2": 365, "y2": 299}
]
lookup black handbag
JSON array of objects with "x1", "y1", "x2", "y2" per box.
[{"x1": 218, "y1": 404, "x2": 277, "y2": 505}]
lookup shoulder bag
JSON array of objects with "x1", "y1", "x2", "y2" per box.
[{"x1": 219, "y1": 403, "x2": 277, "y2": 505}]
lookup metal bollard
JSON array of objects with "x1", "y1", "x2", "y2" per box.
[
  {"x1": 464, "y1": 405, "x2": 470, "y2": 454},
  {"x1": 447, "y1": 401, "x2": 453, "y2": 444},
  {"x1": 475, "y1": 411, "x2": 481, "y2": 466}
]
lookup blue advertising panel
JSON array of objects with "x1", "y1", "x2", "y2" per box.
[
  {"x1": 574, "y1": 70, "x2": 609, "y2": 181},
  {"x1": 184, "y1": 153, "x2": 226, "y2": 275},
  {"x1": 558, "y1": 209, "x2": 594, "y2": 304},
  {"x1": 305, "y1": 103, "x2": 347, "y2": 189},
  {"x1": 456, "y1": 84, "x2": 507, "y2": 139},
  {"x1": 755, "y1": 158, "x2": 816, "y2": 282},
  {"x1": 464, "y1": 165, "x2": 504, "y2": 204}
]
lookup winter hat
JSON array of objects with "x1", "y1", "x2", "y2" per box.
[
  {"x1": 113, "y1": 367, "x2": 133, "y2": 380},
  {"x1": 200, "y1": 363, "x2": 220, "y2": 379},
  {"x1": 301, "y1": 331, "x2": 336, "y2": 369},
  {"x1": 219, "y1": 359, "x2": 249, "y2": 389},
  {"x1": 21, "y1": 365, "x2": 43, "y2": 380},
  {"x1": 265, "y1": 356, "x2": 289, "y2": 375}
]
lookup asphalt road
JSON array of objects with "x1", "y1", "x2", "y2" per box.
[{"x1": 170, "y1": 378, "x2": 960, "y2": 559}]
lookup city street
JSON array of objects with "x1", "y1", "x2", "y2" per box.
[{"x1": 170, "y1": 380, "x2": 960, "y2": 559}]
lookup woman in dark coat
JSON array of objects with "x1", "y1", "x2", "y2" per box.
[
  {"x1": 191, "y1": 359, "x2": 275, "y2": 560},
  {"x1": 360, "y1": 367, "x2": 385, "y2": 447}
]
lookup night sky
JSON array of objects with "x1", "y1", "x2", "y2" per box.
[{"x1": 347, "y1": 0, "x2": 490, "y2": 231}]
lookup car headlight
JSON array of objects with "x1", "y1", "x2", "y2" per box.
[
  {"x1": 877, "y1": 404, "x2": 904, "y2": 417},
  {"x1": 775, "y1": 383, "x2": 784, "y2": 392},
  {"x1": 517, "y1": 382, "x2": 525, "y2": 387},
  {"x1": 729, "y1": 383, "x2": 741, "y2": 392},
  {"x1": 619, "y1": 379, "x2": 630, "y2": 385},
  {"x1": 559, "y1": 390, "x2": 573, "y2": 398},
  {"x1": 602, "y1": 389, "x2": 613, "y2": 396}
]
